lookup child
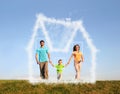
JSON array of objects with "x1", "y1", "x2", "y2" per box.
[{"x1": 50, "y1": 59, "x2": 66, "y2": 80}]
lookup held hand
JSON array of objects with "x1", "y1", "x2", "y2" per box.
[
  {"x1": 67, "y1": 62, "x2": 70, "y2": 65},
  {"x1": 49, "y1": 61, "x2": 54, "y2": 67},
  {"x1": 65, "y1": 62, "x2": 69, "y2": 67},
  {"x1": 49, "y1": 60, "x2": 52, "y2": 64}
]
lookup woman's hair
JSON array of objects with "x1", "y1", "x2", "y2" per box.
[{"x1": 73, "y1": 44, "x2": 80, "y2": 51}]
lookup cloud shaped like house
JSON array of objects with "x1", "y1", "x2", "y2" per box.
[{"x1": 26, "y1": 14, "x2": 98, "y2": 83}]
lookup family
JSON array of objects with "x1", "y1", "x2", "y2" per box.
[{"x1": 35, "y1": 40, "x2": 84, "y2": 80}]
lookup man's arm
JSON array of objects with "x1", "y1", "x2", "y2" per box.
[
  {"x1": 49, "y1": 61, "x2": 54, "y2": 67},
  {"x1": 47, "y1": 52, "x2": 51, "y2": 63},
  {"x1": 35, "y1": 53, "x2": 39, "y2": 64}
]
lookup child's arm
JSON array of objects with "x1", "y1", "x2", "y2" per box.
[{"x1": 64, "y1": 64, "x2": 68, "y2": 67}]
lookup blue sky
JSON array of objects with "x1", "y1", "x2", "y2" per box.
[{"x1": 0, "y1": 0, "x2": 120, "y2": 80}]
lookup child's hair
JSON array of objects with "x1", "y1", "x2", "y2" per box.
[
  {"x1": 73, "y1": 44, "x2": 80, "y2": 51},
  {"x1": 58, "y1": 59, "x2": 62, "y2": 63}
]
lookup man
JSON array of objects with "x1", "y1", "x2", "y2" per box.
[{"x1": 35, "y1": 40, "x2": 51, "y2": 79}]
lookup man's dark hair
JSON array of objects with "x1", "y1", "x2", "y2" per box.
[
  {"x1": 73, "y1": 44, "x2": 80, "y2": 51},
  {"x1": 58, "y1": 59, "x2": 62, "y2": 63},
  {"x1": 40, "y1": 40, "x2": 45, "y2": 43}
]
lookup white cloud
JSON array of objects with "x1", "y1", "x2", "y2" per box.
[{"x1": 26, "y1": 13, "x2": 98, "y2": 83}]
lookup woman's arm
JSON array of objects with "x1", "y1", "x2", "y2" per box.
[
  {"x1": 81, "y1": 54, "x2": 84, "y2": 62},
  {"x1": 65, "y1": 53, "x2": 74, "y2": 66}
]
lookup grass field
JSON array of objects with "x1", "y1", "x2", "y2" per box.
[{"x1": 0, "y1": 80, "x2": 120, "y2": 94}]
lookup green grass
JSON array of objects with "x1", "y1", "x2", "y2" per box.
[{"x1": 0, "y1": 80, "x2": 120, "y2": 94}]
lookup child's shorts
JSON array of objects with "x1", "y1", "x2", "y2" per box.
[{"x1": 57, "y1": 73, "x2": 62, "y2": 80}]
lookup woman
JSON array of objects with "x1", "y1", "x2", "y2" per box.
[{"x1": 66, "y1": 44, "x2": 84, "y2": 80}]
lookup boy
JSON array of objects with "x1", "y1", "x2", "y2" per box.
[{"x1": 50, "y1": 59, "x2": 66, "y2": 80}]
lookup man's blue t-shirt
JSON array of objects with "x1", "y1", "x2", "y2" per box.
[{"x1": 36, "y1": 46, "x2": 49, "y2": 62}]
